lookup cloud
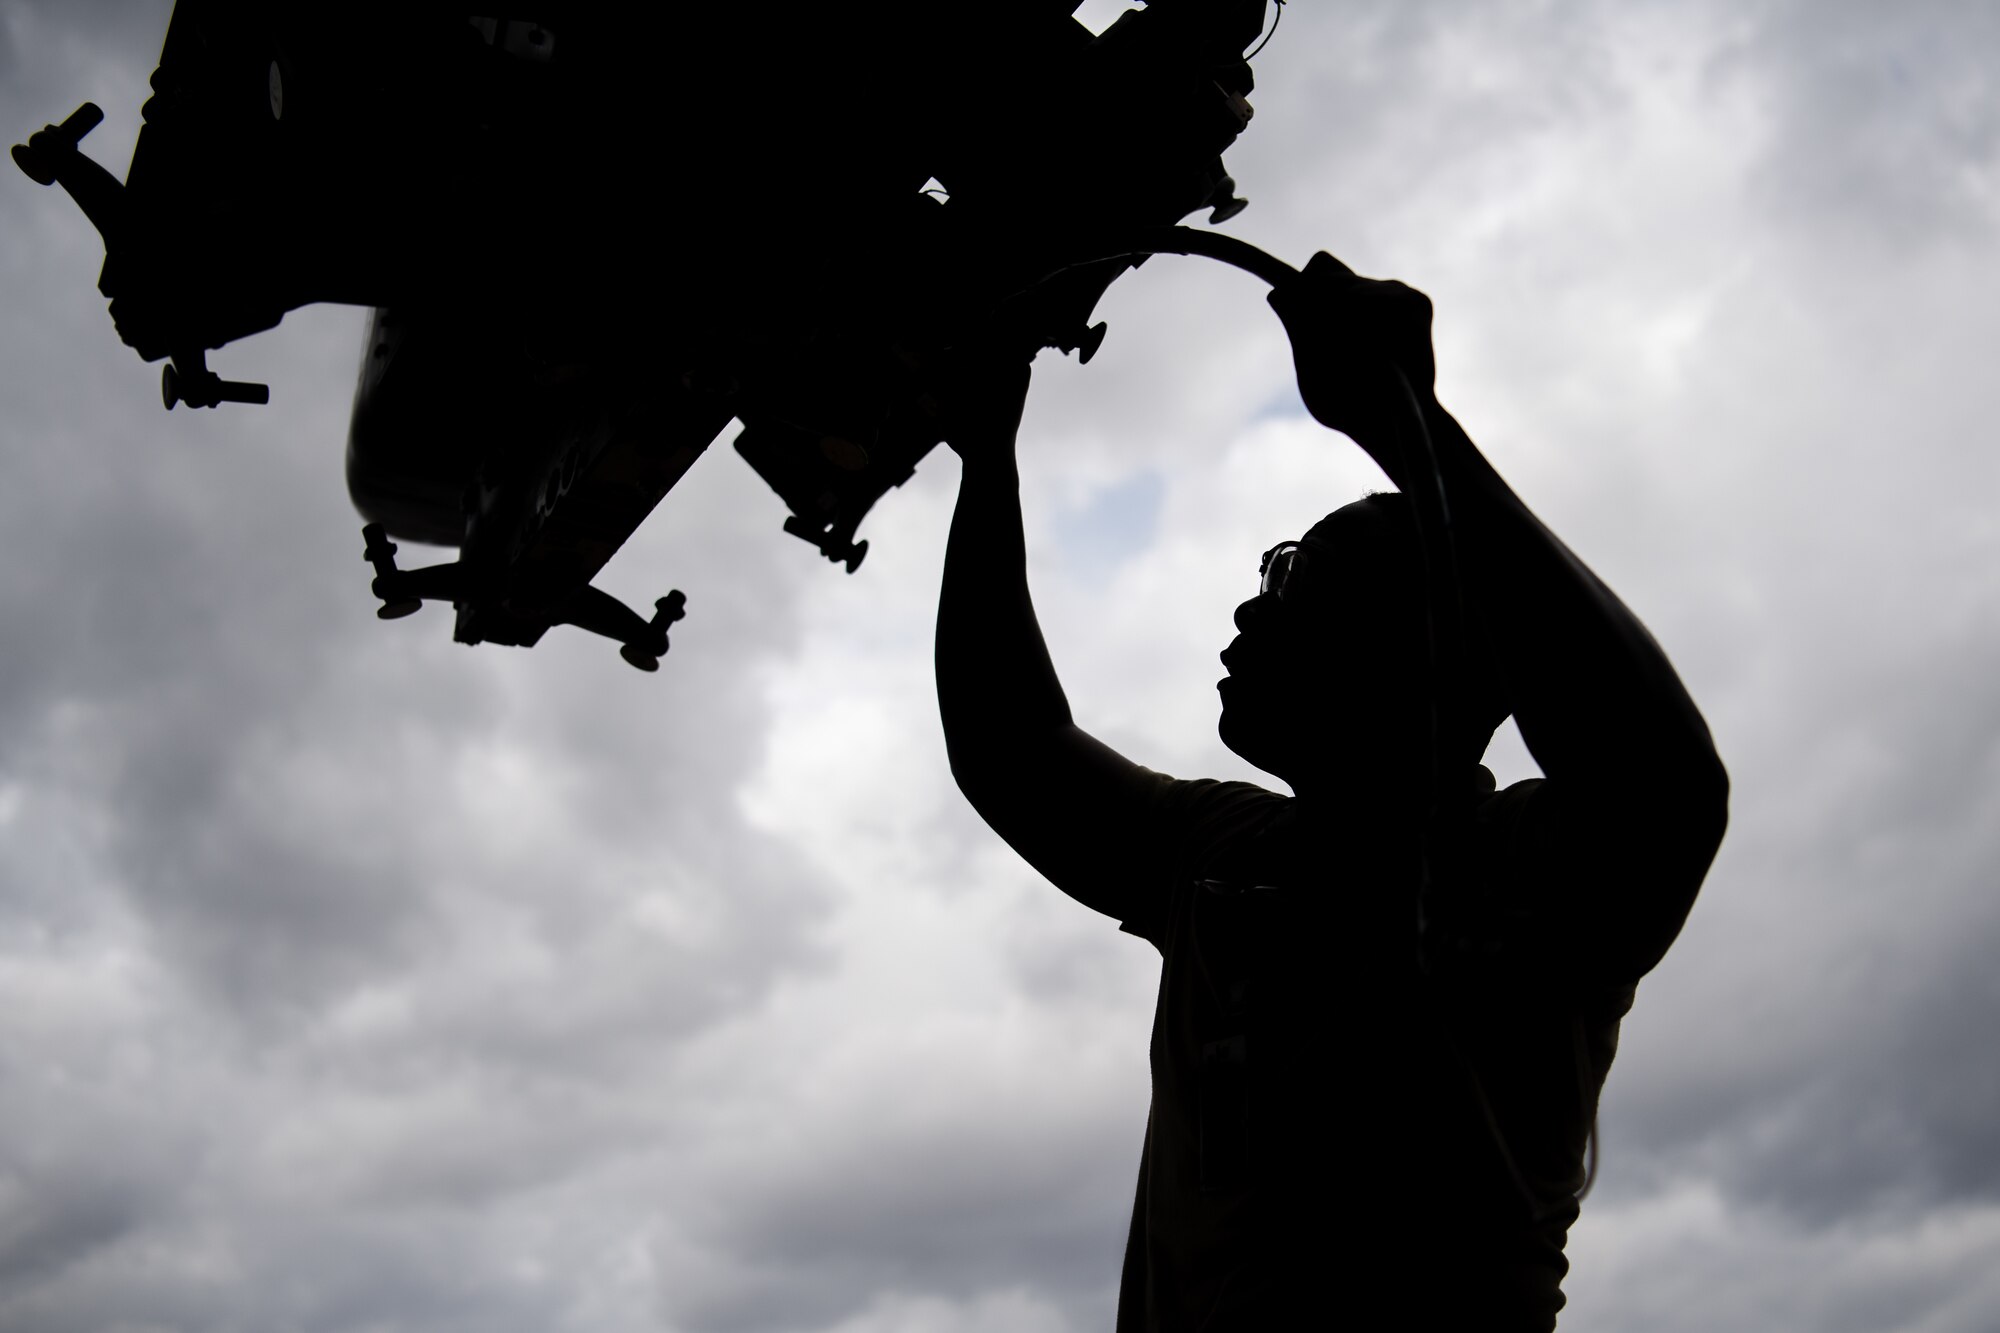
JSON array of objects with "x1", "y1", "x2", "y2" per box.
[
  {"x1": 1733, "y1": 0, "x2": 2000, "y2": 253},
  {"x1": 1566, "y1": 1181, "x2": 2000, "y2": 1333},
  {"x1": 5, "y1": 2, "x2": 2000, "y2": 1331},
  {"x1": 1598, "y1": 609, "x2": 2000, "y2": 1223}
]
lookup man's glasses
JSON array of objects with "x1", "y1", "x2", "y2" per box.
[{"x1": 1259, "y1": 541, "x2": 1305, "y2": 600}]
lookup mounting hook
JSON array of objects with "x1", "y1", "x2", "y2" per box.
[
  {"x1": 361, "y1": 524, "x2": 424, "y2": 619},
  {"x1": 618, "y1": 591, "x2": 687, "y2": 672},
  {"x1": 783, "y1": 515, "x2": 868, "y2": 573},
  {"x1": 163, "y1": 350, "x2": 269, "y2": 410},
  {"x1": 10, "y1": 102, "x2": 103, "y2": 186}
]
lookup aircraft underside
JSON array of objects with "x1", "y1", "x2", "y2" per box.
[{"x1": 14, "y1": 0, "x2": 1269, "y2": 669}]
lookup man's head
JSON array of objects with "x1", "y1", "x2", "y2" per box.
[{"x1": 1217, "y1": 493, "x2": 1509, "y2": 793}]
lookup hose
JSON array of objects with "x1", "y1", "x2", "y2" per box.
[{"x1": 1056, "y1": 227, "x2": 1468, "y2": 925}]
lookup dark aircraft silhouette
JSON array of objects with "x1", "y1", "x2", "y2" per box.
[{"x1": 14, "y1": 0, "x2": 1272, "y2": 670}]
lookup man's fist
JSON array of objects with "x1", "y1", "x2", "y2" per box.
[
  {"x1": 1267, "y1": 252, "x2": 1438, "y2": 475},
  {"x1": 933, "y1": 347, "x2": 1033, "y2": 462}
]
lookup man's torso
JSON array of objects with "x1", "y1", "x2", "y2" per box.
[{"x1": 1114, "y1": 774, "x2": 1634, "y2": 1331}]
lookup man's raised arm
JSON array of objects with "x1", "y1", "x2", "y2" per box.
[
  {"x1": 1270, "y1": 255, "x2": 1730, "y2": 980},
  {"x1": 934, "y1": 357, "x2": 1163, "y2": 920}
]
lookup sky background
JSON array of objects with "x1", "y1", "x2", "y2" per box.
[{"x1": 3, "y1": 1, "x2": 1998, "y2": 1330}]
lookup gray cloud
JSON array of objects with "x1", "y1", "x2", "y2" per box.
[
  {"x1": 1735, "y1": 0, "x2": 2000, "y2": 252},
  {"x1": 6, "y1": 2, "x2": 2000, "y2": 1331},
  {"x1": 1603, "y1": 616, "x2": 2000, "y2": 1224}
]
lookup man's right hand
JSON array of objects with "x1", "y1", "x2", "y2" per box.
[
  {"x1": 1267, "y1": 252, "x2": 1439, "y2": 485},
  {"x1": 933, "y1": 348, "x2": 1032, "y2": 462}
]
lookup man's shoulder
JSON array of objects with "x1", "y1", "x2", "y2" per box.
[
  {"x1": 1139, "y1": 768, "x2": 1290, "y2": 824},
  {"x1": 1136, "y1": 770, "x2": 1292, "y2": 866},
  {"x1": 1451, "y1": 768, "x2": 1709, "y2": 989},
  {"x1": 1116, "y1": 770, "x2": 1290, "y2": 947}
]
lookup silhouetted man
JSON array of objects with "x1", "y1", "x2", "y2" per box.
[{"x1": 935, "y1": 254, "x2": 1728, "y2": 1329}]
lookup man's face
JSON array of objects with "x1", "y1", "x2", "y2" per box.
[{"x1": 1217, "y1": 507, "x2": 1425, "y2": 784}]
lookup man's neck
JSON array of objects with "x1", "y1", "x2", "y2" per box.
[
  {"x1": 1287, "y1": 756, "x2": 1490, "y2": 833},
  {"x1": 1287, "y1": 765, "x2": 1426, "y2": 831}
]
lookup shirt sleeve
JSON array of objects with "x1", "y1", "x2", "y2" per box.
[
  {"x1": 1116, "y1": 771, "x2": 1290, "y2": 951},
  {"x1": 1445, "y1": 776, "x2": 1702, "y2": 990}
]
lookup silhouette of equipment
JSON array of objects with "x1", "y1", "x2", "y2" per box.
[
  {"x1": 15, "y1": 1, "x2": 1276, "y2": 671},
  {"x1": 12, "y1": 102, "x2": 106, "y2": 187},
  {"x1": 362, "y1": 522, "x2": 687, "y2": 671},
  {"x1": 162, "y1": 350, "x2": 268, "y2": 409},
  {"x1": 782, "y1": 516, "x2": 869, "y2": 574}
]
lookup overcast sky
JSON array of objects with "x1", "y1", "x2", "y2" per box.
[{"x1": 4, "y1": 1, "x2": 1999, "y2": 1330}]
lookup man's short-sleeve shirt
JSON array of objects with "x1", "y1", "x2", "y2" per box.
[{"x1": 1110, "y1": 768, "x2": 1641, "y2": 1332}]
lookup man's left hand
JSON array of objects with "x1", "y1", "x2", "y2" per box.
[{"x1": 1267, "y1": 252, "x2": 1439, "y2": 484}]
